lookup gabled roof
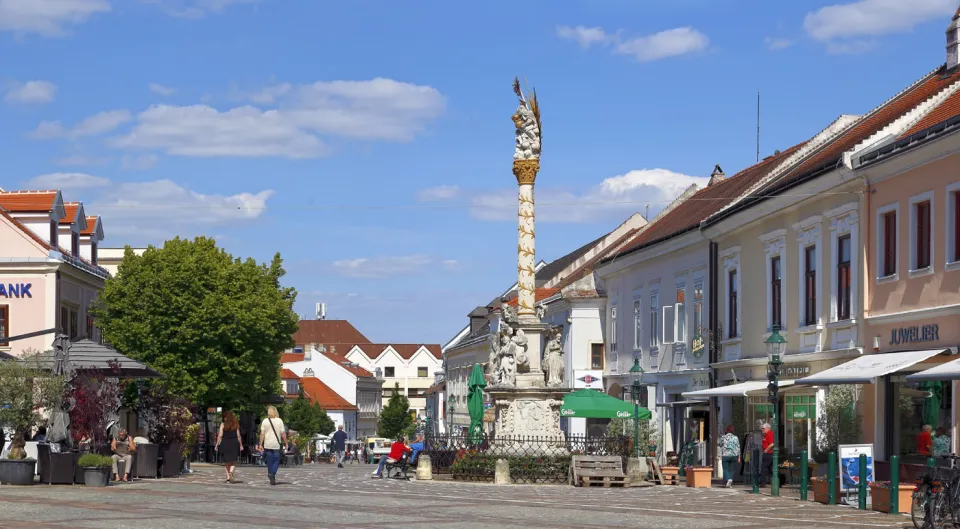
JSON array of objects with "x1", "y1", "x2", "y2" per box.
[
  {"x1": 351, "y1": 344, "x2": 442, "y2": 361},
  {"x1": 280, "y1": 350, "x2": 374, "y2": 377},
  {"x1": 901, "y1": 86, "x2": 960, "y2": 138},
  {"x1": 80, "y1": 216, "x2": 104, "y2": 241},
  {"x1": 60, "y1": 202, "x2": 87, "y2": 229},
  {"x1": 299, "y1": 377, "x2": 357, "y2": 411},
  {"x1": 293, "y1": 319, "x2": 371, "y2": 347},
  {"x1": 0, "y1": 190, "x2": 63, "y2": 215},
  {"x1": 280, "y1": 352, "x2": 304, "y2": 363},
  {"x1": 610, "y1": 143, "x2": 806, "y2": 260},
  {"x1": 535, "y1": 234, "x2": 604, "y2": 285}
]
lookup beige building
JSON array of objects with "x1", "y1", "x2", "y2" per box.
[{"x1": 345, "y1": 344, "x2": 442, "y2": 418}]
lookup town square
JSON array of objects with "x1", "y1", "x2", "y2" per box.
[{"x1": 5, "y1": 1, "x2": 960, "y2": 528}]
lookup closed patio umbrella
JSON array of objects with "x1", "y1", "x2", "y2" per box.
[
  {"x1": 920, "y1": 380, "x2": 943, "y2": 429},
  {"x1": 467, "y1": 363, "x2": 486, "y2": 444}
]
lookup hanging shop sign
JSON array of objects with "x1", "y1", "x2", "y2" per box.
[
  {"x1": 691, "y1": 333, "x2": 706, "y2": 359},
  {"x1": 889, "y1": 324, "x2": 939, "y2": 345},
  {"x1": 0, "y1": 283, "x2": 32, "y2": 298}
]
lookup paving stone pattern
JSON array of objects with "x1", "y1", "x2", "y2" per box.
[{"x1": 0, "y1": 463, "x2": 913, "y2": 528}]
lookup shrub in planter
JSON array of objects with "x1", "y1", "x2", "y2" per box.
[{"x1": 78, "y1": 454, "x2": 113, "y2": 487}]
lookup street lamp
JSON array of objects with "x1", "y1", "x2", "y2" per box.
[
  {"x1": 765, "y1": 325, "x2": 787, "y2": 497},
  {"x1": 629, "y1": 357, "x2": 644, "y2": 459}
]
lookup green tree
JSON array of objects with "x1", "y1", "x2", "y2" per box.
[
  {"x1": 817, "y1": 384, "x2": 862, "y2": 457},
  {"x1": 284, "y1": 390, "x2": 335, "y2": 438},
  {"x1": 377, "y1": 382, "x2": 413, "y2": 439},
  {"x1": 90, "y1": 237, "x2": 299, "y2": 411}
]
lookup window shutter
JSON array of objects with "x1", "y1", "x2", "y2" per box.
[{"x1": 663, "y1": 305, "x2": 675, "y2": 344}]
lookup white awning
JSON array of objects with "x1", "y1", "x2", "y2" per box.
[
  {"x1": 796, "y1": 349, "x2": 947, "y2": 385},
  {"x1": 745, "y1": 380, "x2": 796, "y2": 396},
  {"x1": 906, "y1": 357, "x2": 960, "y2": 382},
  {"x1": 682, "y1": 381, "x2": 767, "y2": 399}
]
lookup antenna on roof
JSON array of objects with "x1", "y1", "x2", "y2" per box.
[
  {"x1": 316, "y1": 302, "x2": 326, "y2": 320},
  {"x1": 756, "y1": 89, "x2": 761, "y2": 163},
  {"x1": 644, "y1": 204, "x2": 649, "y2": 220}
]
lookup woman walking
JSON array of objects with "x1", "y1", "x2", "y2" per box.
[
  {"x1": 256, "y1": 405, "x2": 287, "y2": 486},
  {"x1": 719, "y1": 425, "x2": 741, "y2": 488},
  {"x1": 216, "y1": 410, "x2": 243, "y2": 483}
]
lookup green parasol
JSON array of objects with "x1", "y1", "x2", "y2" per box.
[
  {"x1": 467, "y1": 363, "x2": 487, "y2": 444},
  {"x1": 920, "y1": 380, "x2": 943, "y2": 430},
  {"x1": 560, "y1": 389, "x2": 652, "y2": 420}
]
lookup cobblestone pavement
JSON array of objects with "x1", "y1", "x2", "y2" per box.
[{"x1": 0, "y1": 463, "x2": 914, "y2": 529}]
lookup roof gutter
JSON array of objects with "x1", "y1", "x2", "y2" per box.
[
  {"x1": 856, "y1": 113, "x2": 960, "y2": 169},
  {"x1": 597, "y1": 224, "x2": 700, "y2": 267}
]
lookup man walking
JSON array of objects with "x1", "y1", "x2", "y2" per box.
[{"x1": 332, "y1": 424, "x2": 348, "y2": 468}]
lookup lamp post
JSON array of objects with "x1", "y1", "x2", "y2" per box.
[
  {"x1": 629, "y1": 357, "x2": 644, "y2": 459},
  {"x1": 765, "y1": 325, "x2": 787, "y2": 497}
]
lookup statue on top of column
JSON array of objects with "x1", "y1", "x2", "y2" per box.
[{"x1": 512, "y1": 77, "x2": 541, "y2": 161}]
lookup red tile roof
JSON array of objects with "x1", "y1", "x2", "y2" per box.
[
  {"x1": 322, "y1": 351, "x2": 374, "y2": 377},
  {"x1": 350, "y1": 344, "x2": 442, "y2": 361},
  {"x1": 293, "y1": 319, "x2": 371, "y2": 348},
  {"x1": 280, "y1": 368, "x2": 299, "y2": 379},
  {"x1": 901, "y1": 86, "x2": 960, "y2": 138},
  {"x1": 80, "y1": 216, "x2": 100, "y2": 236},
  {"x1": 299, "y1": 377, "x2": 357, "y2": 411},
  {"x1": 500, "y1": 288, "x2": 560, "y2": 308},
  {"x1": 0, "y1": 190, "x2": 59, "y2": 213},
  {"x1": 614, "y1": 144, "x2": 806, "y2": 257},
  {"x1": 783, "y1": 67, "x2": 956, "y2": 181},
  {"x1": 60, "y1": 202, "x2": 85, "y2": 227},
  {"x1": 280, "y1": 353, "x2": 304, "y2": 363}
]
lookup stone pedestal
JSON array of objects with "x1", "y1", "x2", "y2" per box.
[
  {"x1": 495, "y1": 459, "x2": 510, "y2": 484},
  {"x1": 416, "y1": 455, "x2": 432, "y2": 481},
  {"x1": 626, "y1": 457, "x2": 647, "y2": 484}
]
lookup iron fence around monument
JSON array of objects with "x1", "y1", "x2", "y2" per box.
[{"x1": 423, "y1": 433, "x2": 629, "y2": 484}]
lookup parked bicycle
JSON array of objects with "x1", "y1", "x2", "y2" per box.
[{"x1": 912, "y1": 454, "x2": 960, "y2": 529}]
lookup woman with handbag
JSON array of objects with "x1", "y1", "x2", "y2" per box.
[{"x1": 256, "y1": 406, "x2": 287, "y2": 485}]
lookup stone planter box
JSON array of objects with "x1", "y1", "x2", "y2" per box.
[
  {"x1": 685, "y1": 467, "x2": 713, "y2": 488},
  {"x1": 0, "y1": 459, "x2": 36, "y2": 485},
  {"x1": 82, "y1": 467, "x2": 110, "y2": 487},
  {"x1": 812, "y1": 477, "x2": 841, "y2": 504},
  {"x1": 870, "y1": 483, "x2": 914, "y2": 514}
]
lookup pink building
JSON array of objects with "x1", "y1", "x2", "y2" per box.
[{"x1": 0, "y1": 189, "x2": 108, "y2": 357}]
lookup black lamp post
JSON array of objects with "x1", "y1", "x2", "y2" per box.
[
  {"x1": 629, "y1": 357, "x2": 644, "y2": 459},
  {"x1": 765, "y1": 325, "x2": 787, "y2": 497}
]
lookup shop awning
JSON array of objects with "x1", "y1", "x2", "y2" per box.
[
  {"x1": 796, "y1": 349, "x2": 947, "y2": 385},
  {"x1": 744, "y1": 380, "x2": 796, "y2": 396},
  {"x1": 906, "y1": 356, "x2": 960, "y2": 382},
  {"x1": 682, "y1": 380, "x2": 767, "y2": 399}
]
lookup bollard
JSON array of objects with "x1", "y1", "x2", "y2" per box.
[
  {"x1": 858, "y1": 454, "x2": 867, "y2": 510},
  {"x1": 752, "y1": 448, "x2": 760, "y2": 494},
  {"x1": 890, "y1": 455, "x2": 900, "y2": 515},
  {"x1": 800, "y1": 450, "x2": 809, "y2": 501},
  {"x1": 828, "y1": 452, "x2": 837, "y2": 506}
]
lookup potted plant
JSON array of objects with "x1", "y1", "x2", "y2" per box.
[
  {"x1": 77, "y1": 454, "x2": 112, "y2": 486},
  {"x1": 870, "y1": 481, "x2": 914, "y2": 513},
  {"x1": 140, "y1": 383, "x2": 195, "y2": 478},
  {"x1": 0, "y1": 352, "x2": 65, "y2": 486},
  {"x1": 68, "y1": 367, "x2": 123, "y2": 454},
  {"x1": 685, "y1": 466, "x2": 713, "y2": 488},
  {"x1": 180, "y1": 423, "x2": 199, "y2": 474},
  {"x1": 811, "y1": 476, "x2": 842, "y2": 504}
]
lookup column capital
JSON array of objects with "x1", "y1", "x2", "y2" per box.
[{"x1": 513, "y1": 159, "x2": 540, "y2": 185}]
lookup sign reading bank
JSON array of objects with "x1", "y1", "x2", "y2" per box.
[{"x1": 0, "y1": 283, "x2": 31, "y2": 298}]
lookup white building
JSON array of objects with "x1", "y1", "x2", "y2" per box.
[
  {"x1": 97, "y1": 247, "x2": 146, "y2": 277},
  {"x1": 345, "y1": 344, "x2": 443, "y2": 418}
]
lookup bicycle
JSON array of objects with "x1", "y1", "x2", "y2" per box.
[{"x1": 912, "y1": 454, "x2": 960, "y2": 529}]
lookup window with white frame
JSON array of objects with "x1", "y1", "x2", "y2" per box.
[
  {"x1": 663, "y1": 304, "x2": 675, "y2": 344},
  {"x1": 910, "y1": 191, "x2": 934, "y2": 274},
  {"x1": 793, "y1": 217, "x2": 822, "y2": 329},
  {"x1": 948, "y1": 183, "x2": 960, "y2": 268},
  {"x1": 721, "y1": 247, "x2": 741, "y2": 339},
  {"x1": 675, "y1": 287, "x2": 686, "y2": 344},
  {"x1": 633, "y1": 298, "x2": 642, "y2": 350},
  {"x1": 804, "y1": 246, "x2": 817, "y2": 326},
  {"x1": 649, "y1": 293, "x2": 659, "y2": 349},
  {"x1": 692, "y1": 282, "x2": 703, "y2": 336},
  {"x1": 877, "y1": 203, "x2": 899, "y2": 279},
  {"x1": 826, "y1": 203, "x2": 859, "y2": 323},
  {"x1": 761, "y1": 230, "x2": 786, "y2": 332}
]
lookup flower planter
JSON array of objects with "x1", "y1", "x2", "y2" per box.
[
  {"x1": 82, "y1": 467, "x2": 110, "y2": 487},
  {"x1": 685, "y1": 467, "x2": 713, "y2": 488},
  {"x1": 812, "y1": 477, "x2": 841, "y2": 504},
  {"x1": 0, "y1": 459, "x2": 36, "y2": 485},
  {"x1": 661, "y1": 465, "x2": 680, "y2": 485},
  {"x1": 870, "y1": 483, "x2": 914, "y2": 514}
]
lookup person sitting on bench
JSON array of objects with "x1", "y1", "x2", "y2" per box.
[{"x1": 371, "y1": 436, "x2": 411, "y2": 478}]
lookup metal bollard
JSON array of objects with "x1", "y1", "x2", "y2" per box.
[
  {"x1": 752, "y1": 448, "x2": 760, "y2": 494},
  {"x1": 890, "y1": 455, "x2": 900, "y2": 515},
  {"x1": 799, "y1": 450, "x2": 808, "y2": 501},
  {"x1": 858, "y1": 454, "x2": 867, "y2": 510},
  {"x1": 828, "y1": 452, "x2": 837, "y2": 505}
]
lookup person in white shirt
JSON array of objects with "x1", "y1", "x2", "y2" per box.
[{"x1": 256, "y1": 406, "x2": 287, "y2": 486}]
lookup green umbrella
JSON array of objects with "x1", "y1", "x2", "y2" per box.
[
  {"x1": 920, "y1": 380, "x2": 943, "y2": 430},
  {"x1": 560, "y1": 389, "x2": 652, "y2": 420},
  {"x1": 467, "y1": 363, "x2": 487, "y2": 444}
]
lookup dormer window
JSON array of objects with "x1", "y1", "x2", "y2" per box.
[{"x1": 285, "y1": 380, "x2": 299, "y2": 394}]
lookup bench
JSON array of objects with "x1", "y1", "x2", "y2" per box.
[
  {"x1": 571, "y1": 455, "x2": 628, "y2": 488},
  {"x1": 384, "y1": 453, "x2": 419, "y2": 480}
]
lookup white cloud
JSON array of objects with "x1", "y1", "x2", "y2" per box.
[
  {"x1": 417, "y1": 185, "x2": 460, "y2": 202},
  {"x1": 108, "y1": 78, "x2": 445, "y2": 158},
  {"x1": 826, "y1": 40, "x2": 878, "y2": 54},
  {"x1": 330, "y1": 254, "x2": 457, "y2": 279},
  {"x1": 31, "y1": 109, "x2": 132, "y2": 139},
  {"x1": 121, "y1": 154, "x2": 158, "y2": 170},
  {"x1": 804, "y1": 0, "x2": 954, "y2": 44},
  {"x1": 148, "y1": 83, "x2": 175, "y2": 96},
  {"x1": 4, "y1": 80, "x2": 57, "y2": 104},
  {"x1": 89, "y1": 179, "x2": 273, "y2": 240},
  {"x1": 764, "y1": 37, "x2": 795, "y2": 51},
  {"x1": 469, "y1": 168, "x2": 707, "y2": 223},
  {"x1": 142, "y1": 0, "x2": 259, "y2": 19},
  {"x1": 23, "y1": 172, "x2": 110, "y2": 190},
  {"x1": 557, "y1": 25, "x2": 709, "y2": 62},
  {"x1": 54, "y1": 155, "x2": 109, "y2": 166},
  {"x1": 0, "y1": 0, "x2": 110, "y2": 36}
]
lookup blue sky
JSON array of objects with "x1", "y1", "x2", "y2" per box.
[{"x1": 0, "y1": 0, "x2": 955, "y2": 344}]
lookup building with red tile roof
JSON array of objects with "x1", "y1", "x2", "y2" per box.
[{"x1": 344, "y1": 342, "x2": 443, "y2": 418}]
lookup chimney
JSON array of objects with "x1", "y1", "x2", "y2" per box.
[
  {"x1": 708, "y1": 164, "x2": 725, "y2": 186},
  {"x1": 303, "y1": 368, "x2": 315, "y2": 378},
  {"x1": 949, "y1": 7, "x2": 960, "y2": 69}
]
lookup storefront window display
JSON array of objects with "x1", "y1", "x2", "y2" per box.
[{"x1": 894, "y1": 379, "x2": 953, "y2": 462}]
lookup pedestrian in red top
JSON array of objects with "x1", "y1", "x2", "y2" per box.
[
  {"x1": 758, "y1": 423, "x2": 774, "y2": 486},
  {"x1": 371, "y1": 436, "x2": 411, "y2": 478},
  {"x1": 918, "y1": 424, "x2": 934, "y2": 456}
]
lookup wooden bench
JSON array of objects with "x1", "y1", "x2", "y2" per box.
[{"x1": 571, "y1": 455, "x2": 628, "y2": 488}]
